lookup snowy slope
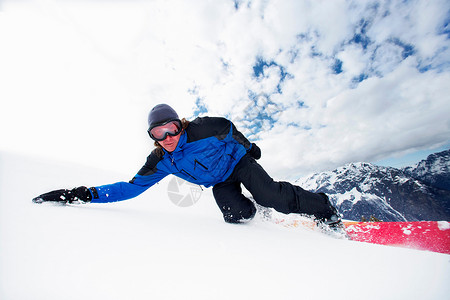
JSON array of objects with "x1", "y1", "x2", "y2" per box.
[{"x1": 1, "y1": 152, "x2": 449, "y2": 300}]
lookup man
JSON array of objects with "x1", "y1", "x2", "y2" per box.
[{"x1": 33, "y1": 104, "x2": 341, "y2": 227}]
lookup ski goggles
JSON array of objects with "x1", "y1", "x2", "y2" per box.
[{"x1": 148, "y1": 119, "x2": 182, "y2": 141}]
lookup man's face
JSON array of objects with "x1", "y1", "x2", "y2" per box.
[
  {"x1": 148, "y1": 120, "x2": 182, "y2": 152},
  {"x1": 159, "y1": 132, "x2": 181, "y2": 152}
]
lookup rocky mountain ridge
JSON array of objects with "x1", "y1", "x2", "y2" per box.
[{"x1": 296, "y1": 149, "x2": 450, "y2": 221}]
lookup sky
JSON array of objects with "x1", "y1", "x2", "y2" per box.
[{"x1": 0, "y1": 0, "x2": 449, "y2": 180}]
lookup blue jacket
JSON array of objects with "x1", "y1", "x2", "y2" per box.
[{"x1": 90, "y1": 117, "x2": 252, "y2": 203}]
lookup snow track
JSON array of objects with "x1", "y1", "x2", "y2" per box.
[{"x1": 1, "y1": 152, "x2": 449, "y2": 300}]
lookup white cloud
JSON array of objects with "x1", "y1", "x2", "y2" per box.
[
  {"x1": 0, "y1": 0, "x2": 449, "y2": 180},
  {"x1": 336, "y1": 45, "x2": 368, "y2": 77}
]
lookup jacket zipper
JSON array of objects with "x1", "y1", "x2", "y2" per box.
[
  {"x1": 169, "y1": 153, "x2": 197, "y2": 181},
  {"x1": 181, "y1": 169, "x2": 197, "y2": 181},
  {"x1": 194, "y1": 159, "x2": 208, "y2": 170}
]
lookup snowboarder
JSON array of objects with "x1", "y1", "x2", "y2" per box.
[{"x1": 33, "y1": 104, "x2": 342, "y2": 227}]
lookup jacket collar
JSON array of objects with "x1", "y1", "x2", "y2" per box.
[{"x1": 163, "y1": 132, "x2": 187, "y2": 155}]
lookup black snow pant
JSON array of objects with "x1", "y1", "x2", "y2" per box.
[{"x1": 212, "y1": 154, "x2": 336, "y2": 223}]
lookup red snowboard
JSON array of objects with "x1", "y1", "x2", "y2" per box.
[{"x1": 343, "y1": 221, "x2": 450, "y2": 254}]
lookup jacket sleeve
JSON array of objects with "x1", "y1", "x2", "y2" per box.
[
  {"x1": 230, "y1": 120, "x2": 252, "y2": 150},
  {"x1": 90, "y1": 150, "x2": 169, "y2": 203}
]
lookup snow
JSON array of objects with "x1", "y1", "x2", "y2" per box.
[
  {"x1": 395, "y1": 175, "x2": 409, "y2": 184},
  {"x1": 1, "y1": 151, "x2": 450, "y2": 300},
  {"x1": 438, "y1": 221, "x2": 450, "y2": 231},
  {"x1": 401, "y1": 225, "x2": 413, "y2": 235},
  {"x1": 336, "y1": 187, "x2": 364, "y2": 205}
]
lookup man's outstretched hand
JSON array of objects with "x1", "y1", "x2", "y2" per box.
[{"x1": 32, "y1": 186, "x2": 92, "y2": 204}]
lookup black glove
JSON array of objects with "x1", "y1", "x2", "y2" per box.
[
  {"x1": 248, "y1": 143, "x2": 261, "y2": 160},
  {"x1": 32, "y1": 186, "x2": 93, "y2": 204}
]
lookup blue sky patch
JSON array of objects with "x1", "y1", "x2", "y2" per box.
[
  {"x1": 351, "y1": 18, "x2": 372, "y2": 50},
  {"x1": 192, "y1": 98, "x2": 208, "y2": 117},
  {"x1": 333, "y1": 59, "x2": 343, "y2": 74}
]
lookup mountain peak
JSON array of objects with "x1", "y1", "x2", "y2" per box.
[
  {"x1": 403, "y1": 149, "x2": 450, "y2": 190},
  {"x1": 296, "y1": 149, "x2": 450, "y2": 222}
]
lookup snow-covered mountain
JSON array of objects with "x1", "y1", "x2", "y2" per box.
[
  {"x1": 403, "y1": 149, "x2": 450, "y2": 191},
  {"x1": 296, "y1": 149, "x2": 450, "y2": 222}
]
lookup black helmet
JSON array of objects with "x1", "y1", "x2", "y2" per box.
[{"x1": 147, "y1": 104, "x2": 180, "y2": 130}]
